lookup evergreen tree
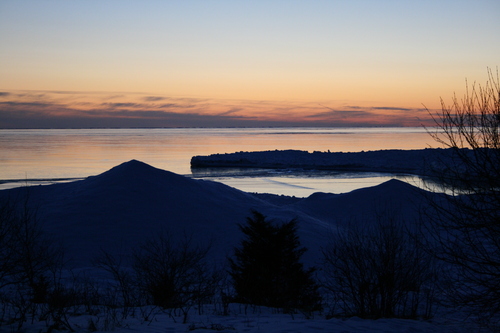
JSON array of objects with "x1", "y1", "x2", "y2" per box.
[{"x1": 229, "y1": 210, "x2": 321, "y2": 312}]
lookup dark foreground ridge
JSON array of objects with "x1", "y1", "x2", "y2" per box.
[
  {"x1": 0, "y1": 159, "x2": 431, "y2": 269},
  {"x1": 191, "y1": 148, "x2": 459, "y2": 176}
]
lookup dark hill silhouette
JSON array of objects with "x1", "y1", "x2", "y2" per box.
[
  {"x1": 286, "y1": 179, "x2": 431, "y2": 226},
  {"x1": 0, "y1": 160, "x2": 326, "y2": 268},
  {"x1": 0, "y1": 161, "x2": 444, "y2": 270}
]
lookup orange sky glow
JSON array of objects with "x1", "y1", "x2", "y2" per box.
[{"x1": 0, "y1": 1, "x2": 498, "y2": 128}]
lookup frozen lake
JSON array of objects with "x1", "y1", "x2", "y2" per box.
[{"x1": 0, "y1": 127, "x2": 436, "y2": 195}]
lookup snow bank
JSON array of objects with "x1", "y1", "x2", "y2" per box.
[
  {"x1": 191, "y1": 148, "x2": 459, "y2": 175},
  {"x1": 0, "y1": 160, "x2": 438, "y2": 270},
  {"x1": 0, "y1": 160, "x2": 327, "y2": 268},
  {"x1": 0, "y1": 160, "x2": 475, "y2": 332},
  {"x1": 9, "y1": 304, "x2": 471, "y2": 333}
]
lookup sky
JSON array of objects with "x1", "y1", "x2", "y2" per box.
[{"x1": 0, "y1": 0, "x2": 499, "y2": 128}]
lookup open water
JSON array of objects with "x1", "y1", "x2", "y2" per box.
[{"x1": 0, "y1": 127, "x2": 437, "y2": 196}]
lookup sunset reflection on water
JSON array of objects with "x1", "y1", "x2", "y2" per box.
[{"x1": 0, "y1": 127, "x2": 435, "y2": 194}]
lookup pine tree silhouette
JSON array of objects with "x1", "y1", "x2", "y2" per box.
[{"x1": 229, "y1": 210, "x2": 321, "y2": 312}]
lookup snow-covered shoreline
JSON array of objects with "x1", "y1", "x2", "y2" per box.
[
  {"x1": 0, "y1": 160, "x2": 483, "y2": 332},
  {"x1": 191, "y1": 148, "x2": 455, "y2": 176}
]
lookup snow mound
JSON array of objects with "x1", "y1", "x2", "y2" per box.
[
  {"x1": 0, "y1": 161, "x2": 328, "y2": 268},
  {"x1": 0, "y1": 160, "x2": 475, "y2": 332},
  {"x1": 0, "y1": 161, "x2": 445, "y2": 270},
  {"x1": 285, "y1": 179, "x2": 428, "y2": 226}
]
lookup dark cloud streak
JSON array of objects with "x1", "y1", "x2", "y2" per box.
[
  {"x1": 157, "y1": 103, "x2": 196, "y2": 109},
  {"x1": 306, "y1": 108, "x2": 376, "y2": 119},
  {"x1": 143, "y1": 96, "x2": 166, "y2": 102},
  {"x1": 0, "y1": 101, "x2": 54, "y2": 108},
  {"x1": 101, "y1": 102, "x2": 142, "y2": 108},
  {"x1": 0, "y1": 108, "x2": 289, "y2": 129},
  {"x1": 216, "y1": 108, "x2": 244, "y2": 116},
  {"x1": 373, "y1": 106, "x2": 420, "y2": 112}
]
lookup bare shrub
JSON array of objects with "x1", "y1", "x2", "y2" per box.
[
  {"x1": 322, "y1": 214, "x2": 437, "y2": 319},
  {"x1": 132, "y1": 233, "x2": 218, "y2": 324},
  {"x1": 94, "y1": 250, "x2": 138, "y2": 318},
  {"x1": 424, "y1": 68, "x2": 500, "y2": 326},
  {"x1": 0, "y1": 193, "x2": 68, "y2": 330}
]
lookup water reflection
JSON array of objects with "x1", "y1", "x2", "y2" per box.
[
  {"x1": 0, "y1": 127, "x2": 439, "y2": 195},
  {"x1": 0, "y1": 127, "x2": 434, "y2": 180}
]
